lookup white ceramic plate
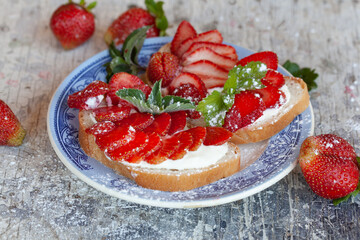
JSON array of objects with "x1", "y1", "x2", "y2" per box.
[{"x1": 47, "y1": 37, "x2": 314, "y2": 208}]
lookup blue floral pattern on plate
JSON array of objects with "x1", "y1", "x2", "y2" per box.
[{"x1": 47, "y1": 37, "x2": 314, "y2": 208}]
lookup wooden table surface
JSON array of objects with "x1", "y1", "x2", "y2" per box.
[{"x1": 1, "y1": 0, "x2": 360, "y2": 239}]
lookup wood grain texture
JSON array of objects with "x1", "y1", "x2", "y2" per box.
[{"x1": 1, "y1": 0, "x2": 360, "y2": 239}]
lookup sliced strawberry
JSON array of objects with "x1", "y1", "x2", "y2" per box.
[
  {"x1": 115, "y1": 112, "x2": 154, "y2": 131},
  {"x1": 86, "y1": 121, "x2": 116, "y2": 136},
  {"x1": 261, "y1": 70, "x2": 285, "y2": 88},
  {"x1": 68, "y1": 81, "x2": 109, "y2": 110},
  {"x1": 167, "y1": 111, "x2": 187, "y2": 135},
  {"x1": 176, "y1": 30, "x2": 223, "y2": 57},
  {"x1": 168, "y1": 72, "x2": 207, "y2": 98},
  {"x1": 183, "y1": 42, "x2": 238, "y2": 60},
  {"x1": 147, "y1": 52, "x2": 182, "y2": 87},
  {"x1": 223, "y1": 91, "x2": 266, "y2": 132},
  {"x1": 237, "y1": 51, "x2": 278, "y2": 70},
  {"x1": 93, "y1": 105, "x2": 131, "y2": 122},
  {"x1": 107, "y1": 131, "x2": 149, "y2": 162},
  {"x1": 187, "y1": 110, "x2": 201, "y2": 119},
  {"x1": 171, "y1": 20, "x2": 197, "y2": 56},
  {"x1": 203, "y1": 126, "x2": 233, "y2": 146},
  {"x1": 182, "y1": 47, "x2": 237, "y2": 71},
  {"x1": 143, "y1": 112, "x2": 171, "y2": 136},
  {"x1": 253, "y1": 86, "x2": 285, "y2": 108},
  {"x1": 146, "y1": 136, "x2": 179, "y2": 164},
  {"x1": 197, "y1": 75, "x2": 227, "y2": 89},
  {"x1": 183, "y1": 60, "x2": 229, "y2": 80},
  {"x1": 108, "y1": 72, "x2": 151, "y2": 106},
  {"x1": 168, "y1": 131, "x2": 193, "y2": 160},
  {"x1": 127, "y1": 132, "x2": 162, "y2": 163},
  {"x1": 186, "y1": 126, "x2": 207, "y2": 151},
  {"x1": 95, "y1": 125, "x2": 136, "y2": 151}
]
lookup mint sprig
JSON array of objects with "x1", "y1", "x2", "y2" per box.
[
  {"x1": 116, "y1": 80, "x2": 195, "y2": 114},
  {"x1": 145, "y1": 0, "x2": 168, "y2": 36},
  {"x1": 104, "y1": 26, "x2": 150, "y2": 82},
  {"x1": 282, "y1": 60, "x2": 318, "y2": 91},
  {"x1": 197, "y1": 62, "x2": 267, "y2": 127}
]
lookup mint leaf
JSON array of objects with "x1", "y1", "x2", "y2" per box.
[
  {"x1": 116, "y1": 81, "x2": 195, "y2": 114},
  {"x1": 282, "y1": 60, "x2": 318, "y2": 91},
  {"x1": 147, "y1": 80, "x2": 162, "y2": 107},
  {"x1": 196, "y1": 91, "x2": 229, "y2": 126},
  {"x1": 122, "y1": 26, "x2": 150, "y2": 65},
  {"x1": 224, "y1": 61, "x2": 266, "y2": 94}
]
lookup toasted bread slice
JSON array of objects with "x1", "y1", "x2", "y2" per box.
[{"x1": 78, "y1": 110, "x2": 241, "y2": 192}]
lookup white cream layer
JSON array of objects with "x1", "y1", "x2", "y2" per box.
[{"x1": 118, "y1": 143, "x2": 229, "y2": 170}]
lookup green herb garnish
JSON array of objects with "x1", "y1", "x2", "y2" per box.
[
  {"x1": 282, "y1": 60, "x2": 318, "y2": 91},
  {"x1": 116, "y1": 80, "x2": 195, "y2": 114},
  {"x1": 197, "y1": 62, "x2": 267, "y2": 126},
  {"x1": 104, "y1": 26, "x2": 150, "y2": 82}
]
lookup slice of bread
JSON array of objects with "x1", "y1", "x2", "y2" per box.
[{"x1": 78, "y1": 110, "x2": 241, "y2": 192}]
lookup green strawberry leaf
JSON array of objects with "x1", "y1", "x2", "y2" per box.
[
  {"x1": 86, "y1": 1, "x2": 97, "y2": 11},
  {"x1": 282, "y1": 60, "x2": 318, "y2": 91},
  {"x1": 145, "y1": 0, "x2": 168, "y2": 36},
  {"x1": 224, "y1": 61, "x2": 267, "y2": 94},
  {"x1": 196, "y1": 90, "x2": 229, "y2": 126},
  {"x1": 108, "y1": 42, "x2": 122, "y2": 58}
]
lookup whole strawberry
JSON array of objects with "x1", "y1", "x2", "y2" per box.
[
  {"x1": 104, "y1": 0, "x2": 168, "y2": 45},
  {"x1": 299, "y1": 134, "x2": 360, "y2": 204},
  {"x1": 50, "y1": 0, "x2": 96, "y2": 50},
  {"x1": 0, "y1": 100, "x2": 26, "y2": 146}
]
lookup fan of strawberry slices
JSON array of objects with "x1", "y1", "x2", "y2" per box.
[{"x1": 67, "y1": 72, "x2": 233, "y2": 164}]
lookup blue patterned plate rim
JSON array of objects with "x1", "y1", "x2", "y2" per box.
[{"x1": 47, "y1": 37, "x2": 314, "y2": 208}]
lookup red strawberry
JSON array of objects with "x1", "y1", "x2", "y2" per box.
[
  {"x1": 147, "y1": 52, "x2": 182, "y2": 87},
  {"x1": 203, "y1": 126, "x2": 233, "y2": 146},
  {"x1": 261, "y1": 70, "x2": 285, "y2": 88},
  {"x1": 168, "y1": 72, "x2": 207, "y2": 99},
  {"x1": 299, "y1": 134, "x2": 359, "y2": 201},
  {"x1": 115, "y1": 112, "x2": 154, "y2": 131},
  {"x1": 253, "y1": 86, "x2": 285, "y2": 109},
  {"x1": 86, "y1": 121, "x2": 116, "y2": 136},
  {"x1": 143, "y1": 112, "x2": 171, "y2": 136},
  {"x1": 127, "y1": 132, "x2": 162, "y2": 163},
  {"x1": 186, "y1": 126, "x2": 207, "y2": 151},
  {"x1": 168, "y1": 131, "x2": 193, "y2": 160},
  {"x1": 196, "y1": 76, "x2": 227, "y2": 89},
  {"x1": 104, "y1": 8, "x2": 159, "y2": 45},
  {"x1": 237, "y1": 51, "x2": 278, "y2": 70},
  {"x1": 182, "y1": 60, "x2": 229, "y2": 80},
  {"x1": 108, "y1": 72, "x2": 151, "y2": 106},
  {"x1": 95, "y1": 125, "x2": 136, "y2": 151},
  {"x1": 183, "y1": 42, "x2": 238, "y2": 60},
  {"x1": 68, "y1": 80, "x2": 109, "y2": 110},
  {"x1": 93, "y1": 105, "x2": 131, "y2": 122},
  {"x1": 107, "y1": 131, "x2": 149, "y2": 162},
  {"x1": 0, "y1": 100, "x2": 26, "y2": 146},
  {"x1": 182, "y1": 47, "x2": 237, "y2": 71},
  {"x1": 167, "y1": 111, "x2": 187, "y2": 135},
  {"x1": 146, "y1": 136, "x2": 179, "y2": 164},
  {"x1": 176, "y1": 30, "x2": 223, "y2": 57},
  {"x1": 223, "y1": 91, "x2": 266, "y2": 132},
  {"x1": 50, "y1": 1, "x2": 96, "y2": 50},
  {"x1": 170, "y1": 20, "x2": 197, "y2": 55}
]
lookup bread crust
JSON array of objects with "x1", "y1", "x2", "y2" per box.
[
  {"x1": 78, "y1": 110, "x2": 241, "y2": 192},
  {"x1": 230, "y1": 76, "x2": 310, "y2": 144}
]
